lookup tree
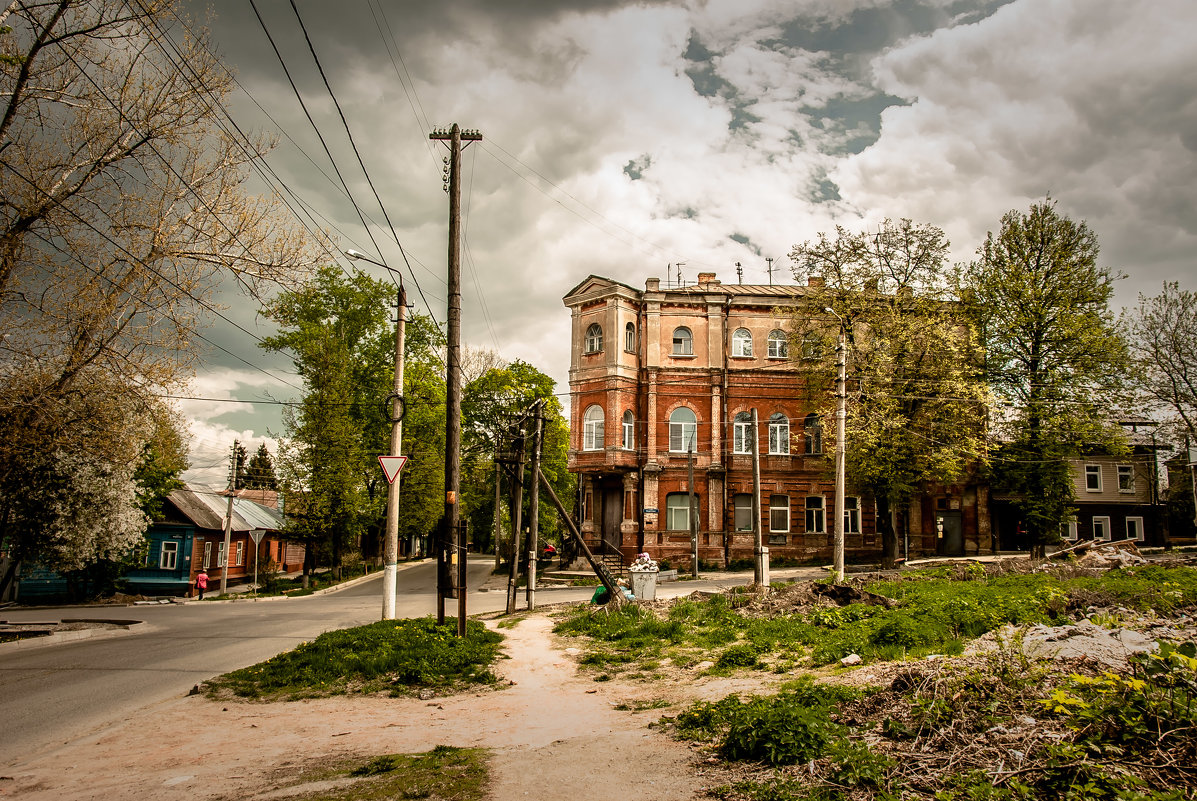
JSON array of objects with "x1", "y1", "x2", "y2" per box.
[
  {"x1": 1129, "y1": 282, "x2": 1197, "y2": 437},
  {"x1": 245, "y1": 443, "x2": 278, "y2": 491},
  {"x1": 231, "y1": 440, "x2": 250, "y2": 490},
  {"x1": 132, "y1": 402, "x2": 189, "y2": 519},
  {"x1": 790, "y1": 218, "x2": 988, "y2": 566},
  {"x1": 962, "y1": 200, "x2": 1130, "y2": 557}
]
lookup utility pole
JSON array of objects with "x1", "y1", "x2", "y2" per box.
[
  {"x1": 382, "y1": 285, "x2": 406, "y2": 619},
  {"x1": 527, "y1": 401, "x2": 544, "y2": 610},
  {"x1": 219, "y1": 441, "x2": 236, "y2": 596},
  {"x1": 430, "y1": 123, "x2": 481, "y2": 636},
  {"x1": 492, "y1": 438, "x2": 503, "y2": 571},
  {"x1": 688, "y1": 435, "x2": 699, "y2": 578},
  {"x1": 751, "y1": 409, "x2": 767, "y2": 587},
  {"x1": 833, "y1": 321, "x2": 848, "y2": 582},
  {"x1": 506, "y1": 426, "x2": 526, "y2": 614},
  {"x1": 766, "y1": 257, "x2": 774, "y2": 285}
]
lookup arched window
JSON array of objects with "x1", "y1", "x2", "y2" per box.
[
  {"x1": 768, "y1": 330, "x2": 788, "y2": 358},
  {"x1": 768, "y1": 413, "x2": 790, "y2": 455},
  {"x1": 622, "y1": 410, "x2": 635, "y2": 450},
  {"x1": 732, "y1": 328, "x2": 753, "y2": 357},
  {"x1": 583, "y1": 405, "x2": 604, "y2": 451},
  {"x1": 803, "y1": 413, "x2": 822, "y2": 455},
  {"x1": 624, "y1": 322, "x2": 636, "y2": 352},
  {"x1": 672, "y1": 326, "x2": 693, "y2": 356},
  {"x1": 584, "y1": 323, "x2": 603, "y2": 354},
  {"x1": 732, "y1": 412, "x2": 753, "y2": 455},
  {"x1": 669, "y1": 407, "x2": 697, "y2": 452}
]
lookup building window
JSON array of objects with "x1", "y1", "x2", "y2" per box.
[
  {"x1": 733, "y1": 412, "x2": 753, "y2": 455},
  {"x1": 732, "y1": 328, "x2": 753, "y2": 357},
  {"x1": 1117, "y1": 464, "x2": 1135, "y2": 493},
  {"x1": 203, "y1": 540, "x2": 212, "y2": 570},
  {"x1": 734, "y1": 493, "x2": 753, "y2": 531},
  {"x1": 672, "y1": 326, "x2": 693, "y2": 355},
  {"x1": 669, "y1": 407, "x2": 697, "y2": 452},
  {"x1": 1092, "y1": 515, "x2": 1111, "y2": 541},
  {"x1": 768, "y1": 413, "x2": 789, "y2": 455},
  {"x1": 801, "y1": 335, "x2": 822, "y2": 360},
  {"x1": 622, "y1": 410, "x2": 634, "y2": 450},
  {"x1": 584, "y1": 323, "x2": 603, "y2": 354},
  {"x1": 767, "y1": 330, "x2": 788, "y2": 358},
  {"x1": 583, "y1": 405, "x2": 604, "y2": 451},
  {"x1": 234, "y1": 541, "x2": 244, "y2": 567},
  {"x1": 217, "y1": 542, "x2": 226, "y2": 568},
  {"x1": 666, "y1": 492, "x2": 696, "y2": 531},
  {"x1": 159, "y1": 541, "x2": 178, "y2": 570},
  {"x1": 1061, "y1": 519, "x2": 1078, "y2": 541},
  {"x1": 803, "y1": 414, "x2": 822, "y2": 455},
  {"x1": 624, "y1": 322, "x2": 636, "y2": 352},
  {"x1": 1126, "y1": 516, "x2": 1144, "y2": 542},
  {"x1": 770, "y1": 494, "x2": 790, "y2": 533},
  {"x1": 844, "y1": 497, "x2": 860, "y2": 534},
  {"x1": 806, "y1": 496, "x2": 825, "y2": 533},
  {"x1": 1084, "y1": 464, "x2": 1102, "y2": 492}
]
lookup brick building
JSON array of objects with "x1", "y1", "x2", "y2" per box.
[{"x1": 563, "y1": 272, "x2": 992, "y2": 569}]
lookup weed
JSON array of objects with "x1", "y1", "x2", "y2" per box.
[{"x1": 279, "y1": 746, "x2": 488, "y2": 800}]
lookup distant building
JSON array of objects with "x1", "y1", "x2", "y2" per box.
[{"x1": 563, "y1": 272, "x2": 991, "y2": 569}]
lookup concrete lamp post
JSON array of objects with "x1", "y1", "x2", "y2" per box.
[{"x1": 824, "y1": 306, "x2": 847, "y2": 583}]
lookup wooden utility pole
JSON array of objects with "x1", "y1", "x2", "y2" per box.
[
  {"x1": 219, "y1": 442, "x2": 236, "y2": 596},
  {"x1": 431, "y1": 123, "x2": 481, "y2": 636},
  {"x1": 527, "y1": 402, "x2": 544, "y2": 610},
  {"x1": 506, "y1": 426, "x2": 526, "y2": 614},
  {"x1": 492, "y1": 438, "x2": 503, "y2": 571},
  {"x1": 382, "y1": 285, "x2": 406, "y2": 620}
]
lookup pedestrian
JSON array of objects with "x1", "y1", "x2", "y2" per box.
[{"x1": 195, "y1": 569, "x2": 208, "y2": 601}]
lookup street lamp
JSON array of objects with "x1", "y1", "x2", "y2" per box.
[
  {"x1": 824, "y1": 306, "x2": 847, "y2": 583},
  {"x1": 346, "y1": 249, "x2": 383, "y2": 267}
]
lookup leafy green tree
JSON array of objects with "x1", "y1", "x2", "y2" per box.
[
  {"x1": 133, "y1": 404, "x2": 190, "y2": 519},
  {"x1": 245, "y1": 443, "x2": 279, "y2": 491},
  {"x1": 231, "y1": 440, "x2": 250, "y2": 490},
  {"x1": 789, "y1": 218, "x2": 988, "y2": 566},
  {"x1": 962, "y1": 201, "x2": 1129, "y2": 557}
]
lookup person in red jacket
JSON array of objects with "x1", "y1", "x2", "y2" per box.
[{"x1": 194, "y1": 570, "x2": 208, "y2": 601}]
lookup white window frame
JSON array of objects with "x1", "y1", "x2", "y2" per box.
[
  {"x1": 1117, "y1": 464, "x2": 1135, "y2": 493},
  {"x1": 767, "y1": 330, "x2": 788, "y2": 359},
  {"x1": 804, "y1": 414, "x2": 822, "y2": 455},
  {"x1": 769, "y1": 494, "x2": 790, "y2": 533},
  {"x1": 1061, "y1": 519, "x2": 1078, "y2": 541},
  {"x1": 666, "y1": 493, "x2": 695, "y2": 531},
  {"x1": 621, "y1": 410, "x2": 634, "y2": 450},
  {"x1": 624, "y1": 322, "x2": 636, "y2": 352},
  {"x1": 768, "y1": 413, "x2": 790, "y2": 455},
  {"x1": 805, "y1": 495, "x2": 825, "y2": 534},
  {"x1": 584, "y1": 323, "x2": 603, "y2": 354},
  {"x1": 732, "y1": 328, "x2": 753, "y2": 357},
  {"x1": 203, "y1": 541, "x2": 212, "y2": 570},
  {"x1": 733, "y1": 493, "x2": 754, "y2": 532},
  {"x1": 669, "y1": 407, "x2": 697, "y2": 452},
  {"x1": 733, "y1": 412, "x2": 753, "y2": 455},
  {"x1": 582, "y1": 405, "x2": 605, "y2": 451},
  {"x1": 844, "y1": 497, "x2": 861, "y2": 534},
  {"x1": 159, "y1": 541, "x2": 178, "y2": 570},
  {"x1": 1084, "y1": 464, "x2": 1102, "y2": 492},
  {"x1": 672, "y1": 327, "x2": 693, "y2": 356},
  {"x1": 217, "y1": 542, "x2": 226, "y2": 568},
  {"x1": 1092, "y1": 515, "x2": 1111, "y2": 542},
  {"x1": 234, "y1": 541, "x2": 244, "y2": 567},
  {"x1": 1125, "y1": 516, "x2": 1144, "y2": 542}
]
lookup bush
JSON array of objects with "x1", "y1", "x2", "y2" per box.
[
  {"x1": 715, "y1": 643, "x2": 760, "y2": 669},
  {"x1": 720, "y1": 695, "x2": 836, "y2": 766}
]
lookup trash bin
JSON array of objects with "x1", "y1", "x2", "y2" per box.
[{"x1": 629, "y1": 568, "x2": 658, "y2": 601}]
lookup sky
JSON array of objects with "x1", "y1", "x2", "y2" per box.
[{"x1": 174, "y1": 0, "x2": 1197, "y2": 488}]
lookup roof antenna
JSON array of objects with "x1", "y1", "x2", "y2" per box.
[
  {"x1": 735, "y1": 262, "x2": 742, "y2": 284},
  {"x1": 766, "y1": 257, "x2": 774, "y2": 286},
  {"x1": 676, "y1": 261, "x2": 685, "y2": 287}
]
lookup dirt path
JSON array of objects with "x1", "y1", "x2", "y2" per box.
[{"x1": 0, "y1": 615, "x2": 706, "y2": 801}]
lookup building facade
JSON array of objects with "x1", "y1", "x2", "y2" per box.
[{"x1": 563, "y1": 272, "x2": 992, "y2": 568}]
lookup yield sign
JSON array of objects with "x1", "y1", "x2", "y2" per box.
[{"x1": 378, "y1": 455, "x2": 409, "y2": 484}]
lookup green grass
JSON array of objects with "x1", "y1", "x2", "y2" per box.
[
  {"x1": 268, "y1": 744, "x2": 489, "y2": 800},
  {"x1": 204, "y1": 617, "x2": 504, "y2": 700}
]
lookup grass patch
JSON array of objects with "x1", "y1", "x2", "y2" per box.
[
  {"x1": 272, "y1": 744, "x2": 488, "y2": 800},
  {"x1": 204, "y1": 617, "x2": 503, "y2": 701}
]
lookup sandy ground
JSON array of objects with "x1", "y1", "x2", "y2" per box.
[{"x1": 0, "y1": 614, "x2": 716, "y2": 801}]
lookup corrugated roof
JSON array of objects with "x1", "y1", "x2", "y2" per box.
[{"x1": 167, "y1": 486, "x2": 283, "y2": 533}]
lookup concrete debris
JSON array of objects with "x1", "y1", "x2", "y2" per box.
[{"x1": 840, "y1": 653, "x2": 862, "y2": 666}]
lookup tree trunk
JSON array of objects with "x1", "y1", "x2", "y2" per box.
[
  {"x1": 877, "y1": 496, "x2": 898, "y2": 569},
  {"x1": 0, "y1": 557, "x2": 18, "y2": 600}
]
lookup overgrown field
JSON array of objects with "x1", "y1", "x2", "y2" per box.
[
  {"x1": 204, "y1": 617, "x2": 504, "y2": 701},
  {"x1": 556, "y1": 562, "x2": 1197, "y2": 799}
]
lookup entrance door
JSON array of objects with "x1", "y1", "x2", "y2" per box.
[
  {"x1": 937, "y1": 511, "x2": 964, "y2": 556},
  {"x1": 601, "y1": 484, "x2": 623, "y2": 551}
]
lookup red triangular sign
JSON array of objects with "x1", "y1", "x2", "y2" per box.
[{"x1": 378, "y1": 455, "x2": 408, "y2": 484}]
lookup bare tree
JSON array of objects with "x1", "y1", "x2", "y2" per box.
[{"x1": 1130, "y1": 281, "x2": 1197, "y2": 437}]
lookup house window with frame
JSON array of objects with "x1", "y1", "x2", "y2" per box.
[
  {"x1": 769, "y1": 494, "x2": 790, "y2": 533},
  {"x1": 1061, "y1": 519, "x2": 1078, "y2": 541},
  {"x1": 234, "y1": 541, "x2": 244, "y2": 567},
  {"x1": 732, "y1": 412, "x2": 753, "y2": 455},
  {"x1": 666, "y1": 492, "x2": 696, "y2": 531},
  {"x1": 767, "y1": 330, "x2": 788, "y2": 358},
  {"x1": 1084, "y1": 464, "x2": 1102, "y2": 492},
  {"x1": 768, "y1": 413, "x2": 790, "y2": 455},
  {"x1": 732, "y1": 328, "x2": 753, "y2": 357},
  {"x1": 217, "y1": 542, "x2": 226, "y2": 568},
  {"x1": 1117, "y1": 464, "x2": 1135, "y2": 493},
  {"x1": 624, "y1": 322, "x2": 636, "y2": 352},
  {"x1": 584, "y1": 323, "x2": 603, "y2": 354},
  {"x1": 672, "y1": 326, "x2": 693, "y2": 355},
  {"x1": 1126, "y1": 516, "x2": 1144, "y2": 542},
  {"x1": 843, "y1": 496, "x2": 861, "y2": 534},
  {"x1": 582, "y1": 405, "x2": 605, "y2": 451},
  {"x1": 734, "y1": 493, "x2": 753, "y2": 531},
  {"x1": 669, "y1": 407, "x2": 697, "y2": 452},
  {"x1": 803, "y1": 414, "x2": 822, "y2": 455},
  {"x1": 805, "y1": 495, "x2": 825, "y2": 534},
  {"x1": 1092, "y1": 515, "x2": 1111, "y2": 541},
  {"x1": 622, "y1": 410, "x2": 635, "y2": 450},
  {"x1": 159, "y1": 541, "x2": 178, "y2": 570},
  {"x1": 203, "y1": 541, "x2": 212, "y2": 570}
]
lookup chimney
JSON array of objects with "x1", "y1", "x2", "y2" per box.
[
  {"x1": 807, "y1": 276, "x2": 825, "y2": 287},
  {"x1": 646, "y1": 277, "x2": 660, "y2": 292},
  {"x1": 697, "y1": 272, "x2": 719, "y2": 287}
]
